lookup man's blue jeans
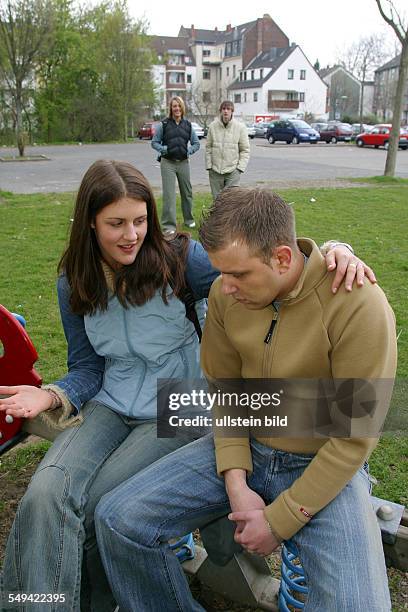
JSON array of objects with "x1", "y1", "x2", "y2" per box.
[
  {"x1": 2, "y1": 400, "x2": 192, "y2": 612},
  {"x1": 95, "y1": 435, "x2": 391, "y2": 612}
]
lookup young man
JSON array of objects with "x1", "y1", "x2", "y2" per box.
[
  {"x1": 95, "y1": 188, "x2": 396, "y2": 611},
  {"x1": 152, "y1": 96, "x2": 200, "y2": 234},
  {"x1": 205, "y1": 101, "x2": 250, "y2": 199}
]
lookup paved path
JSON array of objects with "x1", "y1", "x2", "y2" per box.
[{"x1": 1, "y1": 140, "x2": 408, "y2": 193}]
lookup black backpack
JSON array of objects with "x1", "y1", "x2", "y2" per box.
[{"x1": 169, "y1": 237, "x2": 202, "y2": 343}]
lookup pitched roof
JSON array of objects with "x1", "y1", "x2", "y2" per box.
[
  {"x1": 246, "y1": 46, "x2": 295, "y2": 70},
  {"x1": 149, "y1": 36, "x2": 195, "y2": 65},
  {"x1": 178, "y1": 26, "x2": 222, "y2": 43},
  {"x1": 222, "y1": 20, "x2": 257, "y2": 42},
  {"x1": 178, "y1": 20, "x2": 257, "y2": 44},
  {"x1": 228, "y1": 47, "x2": 296, "y2": 90},
  {"x1": 375, "y1": 54, "x2": 401, "y2": 73},
  {"x1": 228, "y1": 45, "x2": 328, "y2": 91},
  {"x1": 319, "y1": 64, "x2": 361, "y2": 85}
]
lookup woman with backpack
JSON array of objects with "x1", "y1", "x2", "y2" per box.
[{"x1": 152, "y1": 96, "x2": 200, "y2": 234}]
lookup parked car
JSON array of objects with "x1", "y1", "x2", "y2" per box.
[
  {"x1": 311, "y1": 122, "x2": 328, "y2": 134},
  {"x1": 236, "y1": 121, "x2": 256, "y2": 139},
  {"x1": 245, "y1": 123, "x2": 256, "y2": 139},
  {"x1": 266, "y1": 120, "x2": 319, "y2": 144},
  {"x1": 319, "y1": 123, "x2": 353, "y2": 143},
  {"x1": 191, "y1": 122, "x2": 205, "y2": 139},
  {"x1": 253, "y1": 122, "x2": 272, "y2": 138},
  {"x1": 138, "y1": 121, "x2": 160, "y2": 140},
  {"x1": 355, "y1": 124, "x2": 408, "y2": 150},
  {"x1": 351, "y1": 123, "x2": 371, "y2": 137}
]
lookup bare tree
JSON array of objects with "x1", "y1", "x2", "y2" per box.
[
  {"x1": 186, "y1": 81, "x2": 227, "y2": 129},
  {"x1": 338, "y1": 33, "x2": 391, "y2": 128},
  {"x1": 374, "y1": 0, "x2": 408, "y2": 176},
  {"x1": 375, "y1": 68, "x2": 398, "y2": 120},
  {"x1": 0, "y1": 0, "x2": 54, "y2": 156}
]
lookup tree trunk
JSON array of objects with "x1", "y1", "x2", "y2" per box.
[
  {"x1": 15, "y1": 91, "x2": 25, "y2": 157},
  {"x1": 359, "y1": 83, "x2": 365, "y2": 131},
  {"x1": 384, "y1": 40, "x2": 408, "y2": 176}
]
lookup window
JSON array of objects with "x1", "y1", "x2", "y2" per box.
[
  {"x1": 203, "y1": 50, "x2": 211, "y2": 57},
  {"x1": 251, "y1": 70, "x2": 255, "y2": 80},
  {"x1": 253, "y1": 92, "x2": 258, "y2": 102},
  {"x1": 300, "y1": 69, "x2": 306, "y2": 80},
  {"x1": 226, "y1": 67, "x2": 230, "y2": 77},
  {"x1": 203, "y1": 70, "x2": 210, "y2": 80},
  {"x1": 168, "y1": 55, "x2": 181, "y2": 65},
  {"x1": 288, "y1": 69, "x2": 294, "y2": 80},
  {"x1": 244, "y1": 93, "x2": 247, "y2": 102},
  {"x1": 169, "y1": 72, "x2": 184, "y2": 84},
  {"x1": 239, "y1": 72, "x2": 243, "y2": 81},
  {"x1": 186, "y1": 74, "x2": 192, "y2": 84},
  {"x1": 203, "y1": 91, "x2": 211, "y2": 102},
  {"x1": 260, "y1": 69, "x2": 263, "y2": 79},
  {"x1": 234, "y1": 93, "x2": 241, "y2": 103},
  {"x1": 233, "y1": 65, "x2": 236, "y2": 78},
  {"x1": 243, "y1": 71, "x2": 247, "y2": 81},
  {"x1": 225, "y1": 42, "x2": 232, "y2": 57},
  {"x1": 286, "y1": 92, "x2": 297, "y2": 101},
  {"x1": 299, "y1": 92, "x2": 305, "y2": 102}
]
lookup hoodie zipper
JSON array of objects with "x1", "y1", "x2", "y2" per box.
[{"x1": 262, "y1": 309, "x2": 279, "y2": 376}]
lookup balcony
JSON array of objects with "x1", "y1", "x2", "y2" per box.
[
  {"x1": 166, "y1": 83, "x2": 186, "y2": 90},
  {"x1": 166, "y1": 64, "x2": 186, "y2": 71},
  {"x1": 268, "y1": 99, "x2": 300, "y2": 110},
  {"x1": 202, "y1": 58, "x2": 222, "y2": 66}
]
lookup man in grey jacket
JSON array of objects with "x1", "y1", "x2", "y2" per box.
[{"x1": 205, "y1": 101, "x2": 250, "y2": 199}]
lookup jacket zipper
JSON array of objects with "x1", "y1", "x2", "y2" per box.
[
  {"x1": 262, "y1": 310, "x2": 279, "y2": 375},
  {"x1": 264, "y1": 310, "x2": 278, "y2": 343}
]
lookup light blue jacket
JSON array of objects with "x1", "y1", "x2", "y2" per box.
[{"x1": 55, "y1": 240, "x2": 218, "y2": 416}]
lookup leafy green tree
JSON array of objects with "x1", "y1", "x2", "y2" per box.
[
  {"x1": 95, "y1": 1, "x2": 155, "y2": 140},
  {"x1": 0, "y1": 0, "x2": 56, "y2": 155}
]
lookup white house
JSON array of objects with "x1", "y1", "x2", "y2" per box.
[{"x1": 228, "y1": 45, "x2": 328, "y2": 121}]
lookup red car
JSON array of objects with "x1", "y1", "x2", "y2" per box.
[
  {"x1": 355, "y1": 124, "x2": 408, "y2": 150},
  {"x1": 138, "y1": 122, "x2": 160, "y2": 140},
  {"x1": 319, "y1": 123, "x2": 353, "y2": 144}
]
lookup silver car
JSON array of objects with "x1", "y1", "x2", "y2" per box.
[{"x1": 191, "y1": 122, "x2": 205, "y2": 139}]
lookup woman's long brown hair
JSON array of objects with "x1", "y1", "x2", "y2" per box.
[{"x1": 58, "y1": 160, "x2": 189, "y2": 315}]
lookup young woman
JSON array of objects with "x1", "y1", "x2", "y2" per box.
[
  {"x1": 0, "y1": 160, "x2": 373, "y2": 611},
  {"x1": 152, "y1": 96, "x2": 200, "y2": 234}
]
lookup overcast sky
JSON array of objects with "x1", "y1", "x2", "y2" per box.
[{"x1": 126, "y1": 0, "x2": 405, "y2": 66}]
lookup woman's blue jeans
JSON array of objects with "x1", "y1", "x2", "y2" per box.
[
  {"x1": 2, "y1": 400, "x2": 192, "y2": 611},
  {"x1": 95, "y1": 434, "x2": 391, "y2": 612}
]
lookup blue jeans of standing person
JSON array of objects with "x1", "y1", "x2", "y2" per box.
[
  {"x1": 95, "y1": 435, "x2": 391, "y2": 612},
  {"x1": 1, "y1": 400, "x2": 192, "y2": 612}
]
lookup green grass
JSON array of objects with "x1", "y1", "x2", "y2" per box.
[
  {"x1": 0, "y1": 184, "x2": 407, "y2": 505},
  {"x1": 0, "y1": 184, "x2": 407, "y2": 606},
  {"x1": 0, "y1": 440, "x2": 51, "y2": 472},
  {"x1": 347, "y1": 176, "x2": 408, "y2": 185}
]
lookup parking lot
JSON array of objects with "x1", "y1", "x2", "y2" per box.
[{"x1": 1, "y1": 139, "x2": 408, "y2": 193}]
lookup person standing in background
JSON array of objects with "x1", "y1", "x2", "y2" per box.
[
  {"x1": 206, "y1": 100, "x2": 250, "y2": 199},
  {"x1": 152, "y1": 97, "x2": 200, "y2": 235}
]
